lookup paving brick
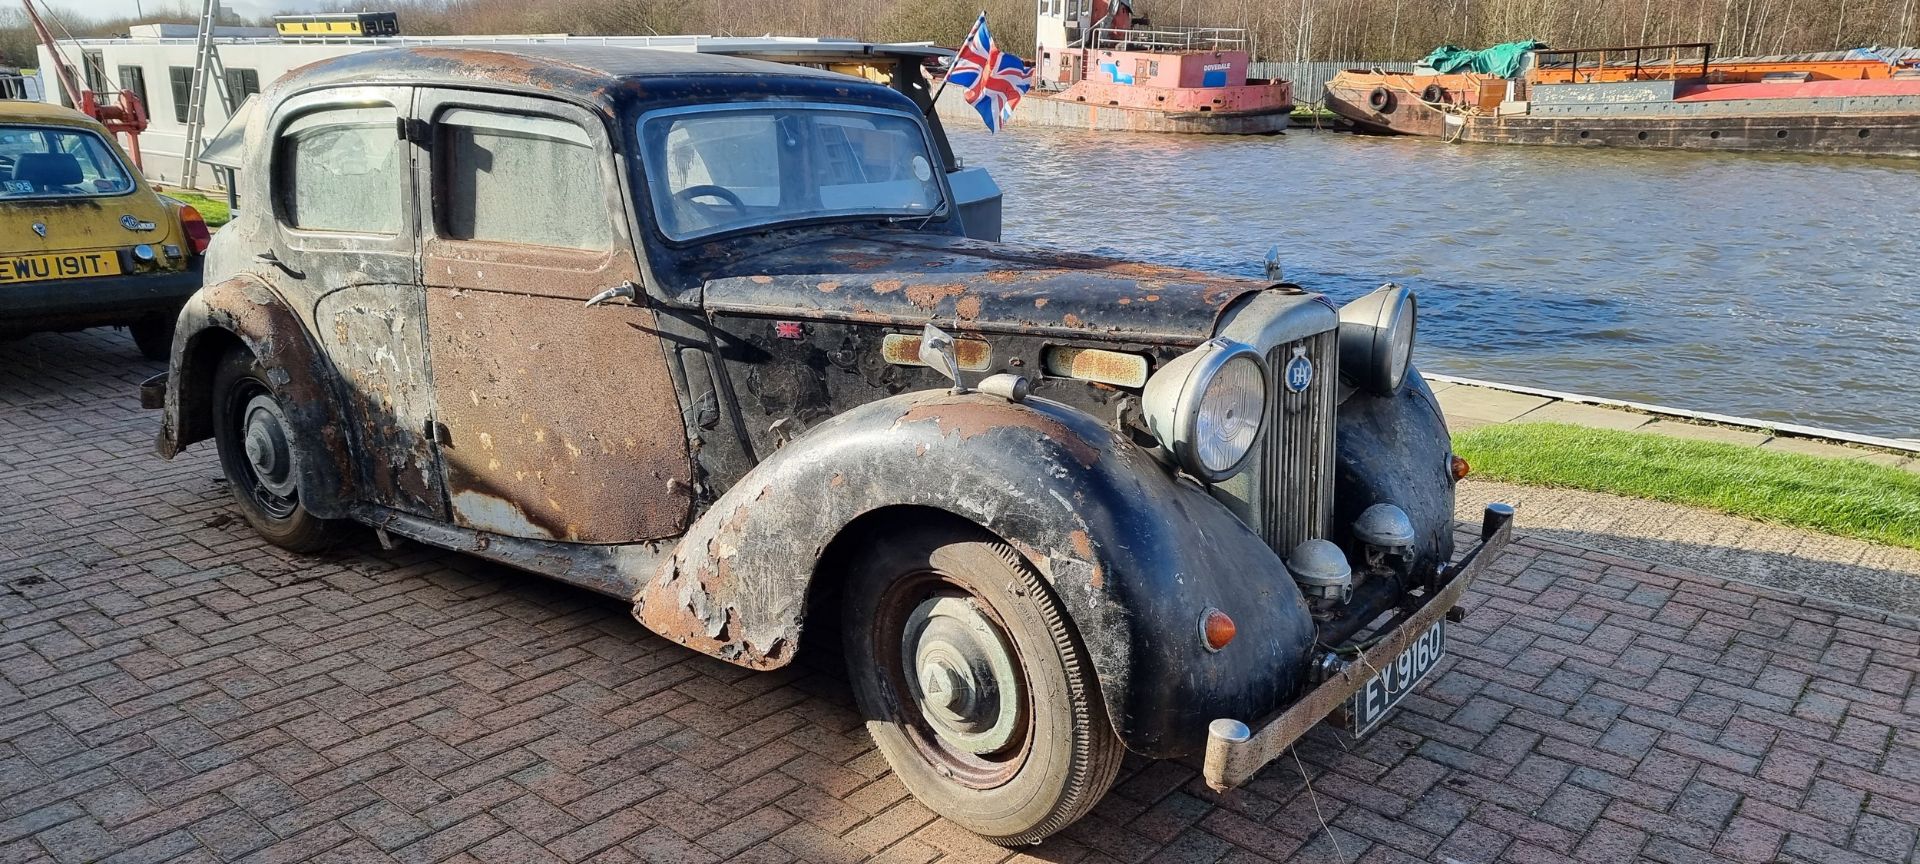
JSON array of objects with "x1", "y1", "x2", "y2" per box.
[{"x1": 5, "y1": 328, "x2": 1919, "y2": 864}]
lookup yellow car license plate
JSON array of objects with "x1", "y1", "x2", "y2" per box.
[{"x1": 0, "y1": 250, "x2": 122, "y2": 284}]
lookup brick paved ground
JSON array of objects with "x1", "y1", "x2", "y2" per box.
[{"x1": 3, "y1": 327, "x2": 1918, "y2": 864}]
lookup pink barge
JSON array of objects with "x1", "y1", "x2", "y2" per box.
[{"x1": 937, "y1": 0, "x2": 1293, "y2": 134}]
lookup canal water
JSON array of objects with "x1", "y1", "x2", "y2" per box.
[{"x1": 948, "y1": 126, "x2": 1920, "y2": 438}]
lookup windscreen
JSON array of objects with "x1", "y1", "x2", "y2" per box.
[
  {"x1": 0, "y1": 125, "x2": 134, "y2": 199},
  {"x1": 640, "y1": 105, "x2": 944, "y2": 242}
]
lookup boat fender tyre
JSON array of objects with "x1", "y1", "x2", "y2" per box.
[
  {"x1": 1369, "y1": 86, "x2": 1397, "y2": 113},
  {"x1": 129, "y1": 316, "x2": 174, "y2": 362},
  {"x1": 210, "y1": 345, "x2": 343, "y2": 553},
  {"x1": 1421, "y1": 83, "x2": 1449, "y2": 104},
  {"x1": 843, "y1": 522, "x2": 1124, "y2": 846}
]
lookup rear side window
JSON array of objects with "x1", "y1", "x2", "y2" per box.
[
  {"x1": 436, "y1": 109, "x2": 611, "y2": 250},
  {"x1": 276, "y1": 106, "x2": 403, "y2": 234},
  {"x1": 0, "y1": 125, "x2": 134, "y2": 198}
]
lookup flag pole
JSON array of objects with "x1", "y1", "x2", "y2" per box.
[{"x1": 928, "y1": 11, "x2": 986, "y2": 109}]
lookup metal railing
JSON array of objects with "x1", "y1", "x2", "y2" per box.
[
  {"x1": 1532, "y1": 42, "x2": 1714, "y2": 83},
  {"x1": 1089, "y1": 26, "x2": 1247, "y2": 53}
]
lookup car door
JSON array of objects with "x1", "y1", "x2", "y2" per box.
[
  {"x1": 414, "y1": 88, "x2": 693, "y2": 543},
  {"x1": 267, "y1": 86, "x2": 447, "y2": 519}
]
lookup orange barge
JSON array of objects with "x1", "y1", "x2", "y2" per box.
[{"x1": 1326, "y1": 43, "x2": 1920, "y2": 156}]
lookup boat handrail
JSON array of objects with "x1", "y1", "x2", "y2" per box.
[
  {"x1": 1532, "y1": 42, "x2": 1713, "y2": 84},
  {"x1": 1089, "y1": 26, "x2": 1247, "y2": 53}
]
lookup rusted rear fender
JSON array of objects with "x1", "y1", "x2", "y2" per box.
[
  {"x1": 637, "y1": 389, "x2": 1317, "y2": 758},
  {"x1": 157, "y1": 276, "x2": 356, "y2": 518}
]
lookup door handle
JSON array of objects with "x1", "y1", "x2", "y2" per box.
[
  {"x1": 584, "y1": 281, "x2": 640, "y2": 308},
  {"x1": 255, "y1": 250, "x2": 304, "y2": 278}
]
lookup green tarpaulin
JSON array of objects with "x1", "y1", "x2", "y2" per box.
[{"x1": 1418, "y1": 41, "x2": 1545, "y2": 78}]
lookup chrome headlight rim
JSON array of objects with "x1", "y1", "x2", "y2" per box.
[
  {"x1": 1338, "y1": 283, "x2": 1418, "y2": 395},
  {"x1": 1141, "y1": 338, "x2": 1270, "y2": 483}
]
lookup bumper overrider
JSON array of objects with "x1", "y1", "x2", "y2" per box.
[{"x1": 1202, "y1": 502, "x2": 1515, "y2": 791}]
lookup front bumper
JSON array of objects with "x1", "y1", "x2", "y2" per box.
[
  {"x1": 0, "y1": 264, "x2": 201, "y2": 333},
  {"x1": 1202, "y1": 502, "x2": 1516, "y2": 790}
]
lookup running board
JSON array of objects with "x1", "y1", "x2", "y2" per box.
[{"x1": 356, "y1": 506, "x2": 665, "y2": 600}]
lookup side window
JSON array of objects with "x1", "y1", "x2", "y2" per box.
[
  {"x1": 436, "y1": 108, "x2": 611, "y2": 250},
  {"x1": 276, "y1": 105, "x2": 404, "y2": 234},
  {"x1": 168, "y1": 67, "x2": 192, "y2": 124}
]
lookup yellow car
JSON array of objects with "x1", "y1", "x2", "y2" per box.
[{"x1": 0, "y1": 100, "x2": 207, "y2": 359}]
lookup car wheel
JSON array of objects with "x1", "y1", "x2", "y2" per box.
[
  {"x1": 211, "y1": 346, "x2": 341, "y2": 552},
  {"x1": 129, "y1": 317, "x2": 173, "y2": 361},
  {"x1": 843, "y1": 522, "x2": 1123, "y2": 845}
]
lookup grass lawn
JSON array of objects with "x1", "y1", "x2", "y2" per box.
[
  {"x1": 1454, "y1": 422, "x2": 1920, "y2": 551},
  {"x1": 155, "y1": 188, "x2": 232, "y2": 229}
]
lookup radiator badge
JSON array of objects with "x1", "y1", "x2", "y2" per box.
[{"x1": 1283, "y1": 345, "x2": 1313, "y2": 393}]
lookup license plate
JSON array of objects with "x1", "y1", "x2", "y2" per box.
[
  {"x1": 1346, "y1": 619, "x2": 1446, "y2": 735},
  {"x1": 0, "y1": 250, "x2": 121, "y2": 283}
]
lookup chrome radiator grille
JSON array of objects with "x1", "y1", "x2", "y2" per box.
[{"x1": 1260, "y1": 330, "x2": 1339, "y2": 555}]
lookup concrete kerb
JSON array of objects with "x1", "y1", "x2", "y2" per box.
[{"x1": 1426, "y1": 372, "x2": 1920, "y2": 470}]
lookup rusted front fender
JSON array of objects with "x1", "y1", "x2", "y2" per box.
[
  {"x1": 638, "y1": 389, "x2": 1317, "y2": 758},
  {"x1": 156, "y1": 276, "x2": 356, "y2": 518}
]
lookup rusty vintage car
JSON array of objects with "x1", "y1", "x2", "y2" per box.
[{"x1": 142, "y1": 45, "x2": 1512, "y2": 844}]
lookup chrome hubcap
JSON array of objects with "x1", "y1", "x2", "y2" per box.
[
  {"x1": 902, "y1": 595, "x2": 1021, "y2": 755},
  {"x1": 241, "y1": 394, "x2": 298, "y2": 499}
]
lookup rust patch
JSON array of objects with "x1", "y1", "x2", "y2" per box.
[
  {"x1": 829, "y1": 473, "x2": 845, "y2": 487},
  {"x1": 1034, "y1": 298, "x2": 1049, "y2": 308},
  {"x1": 904, "y1": 282, "x2": 967, "y2": 309},
  {"x1": 955, "y1": 295, "x2": 983, "y2": 321},
  {"x1": 985, "y1": 270, "x2": 1021, "y2": 283},
  {"x1": 1068, "y1": 530, "x2": 1104, "y2": 589},
  {"x1": 873, "y1": 279, "x2": 904, "y2": 295},
  {"x1": 749, "y1": 275, "x2": 773, "y2": 284},
  {"x1": 1043, "y1": 346, "x2": 1150, "y2": 387},
  {"x1": 833, "y1": 251, "x2": 895, "y2": 271},
  {"x1": 1062, "y1": 313, "x2": 1083, "y2": 328},
  {"x1": 817, "y1": 281, "x2": 840, "y2": 293},
  {"x1": 897, "y1": 397, "x2": 1100, "y2": 467}
]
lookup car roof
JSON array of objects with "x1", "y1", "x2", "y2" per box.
[
  {"x1": 283, "y1": 44, "x2": 861, "y2": 101},
  {"x1": 0, "y1": 100, "x2": 107, "y2": 130}
]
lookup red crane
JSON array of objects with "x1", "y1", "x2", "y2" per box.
[{"x1": 22, "y1": 0, "x2": 149, "y2": 169}]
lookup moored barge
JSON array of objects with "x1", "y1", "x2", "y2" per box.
[
  {"x1": 1327, "y1": 42, "x2": 1920, "y2": 156},
  {"x1": 936, "y1": 0, "x2": 1292, "y2": 134}
]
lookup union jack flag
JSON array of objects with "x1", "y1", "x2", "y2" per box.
[{"x1": 946, "y1": 13, "x2": 1030, "y2": 133}]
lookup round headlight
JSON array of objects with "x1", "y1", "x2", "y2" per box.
[
  {"x1": 1384, "y1": 295, "x2": 1416, "y2": 391},
  {"x1": 1141, "y1": 339, "x2": 1269, "y2": 482},
  {"x1": 1337, "y1": 283, "x2": 1417, "y2": 394}
]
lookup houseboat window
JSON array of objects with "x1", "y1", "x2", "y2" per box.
[
  {"x1": 168, "y1": 67, "x2": 192, "y2": 124},
  {"x1": 82, "y1": 51, "x2": 105, "y2": 94},
  {"x1": 224, "y1": 68, "x2": 261, "y2": 101},
  {"x1": 436, "y1": 109, "x2": 611, "y2": 250},
  {"x1": 0, "y1": 126, "x2": 133, "y2": 199},
  {"x1": 639, "y1": 105, "x2": 944, "y2": 242},
  {"x1": 276, "y1": 106, "x2": 403, "y2": 235},
  {"x1": 117, "y1": 66, "x2": 147, "y2": 110}
]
